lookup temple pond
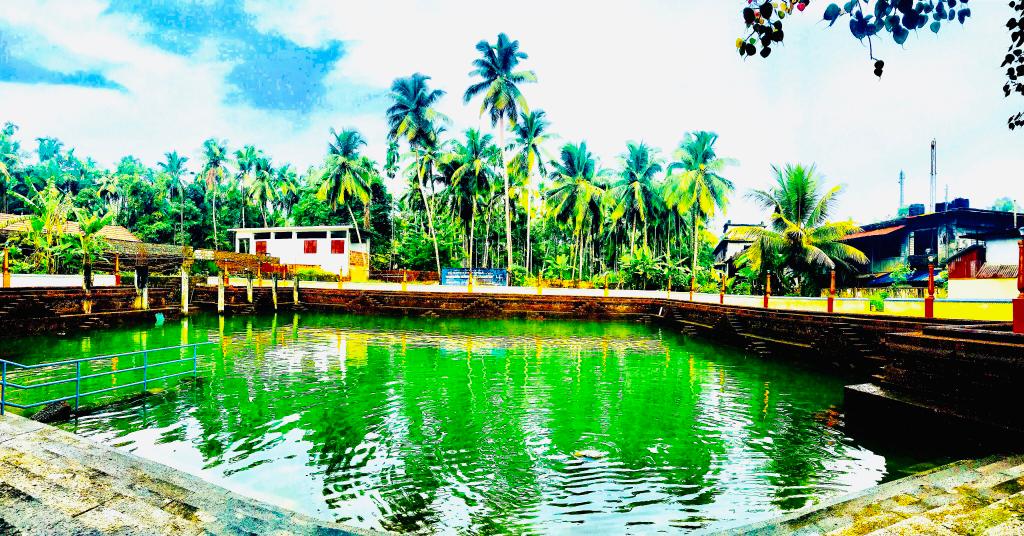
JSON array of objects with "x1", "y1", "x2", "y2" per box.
[{"x1": 1, "y1": 313, "x2": 951, "y2": 534}]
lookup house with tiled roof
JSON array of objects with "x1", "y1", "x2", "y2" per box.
[
  {"x1": 0, "y1": 213, "x2": 140, "y2": 243},
  {"x1": 842, "y1": 200, "x2": 1022, "y2": 289}
]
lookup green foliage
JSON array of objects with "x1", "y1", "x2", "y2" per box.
[
  {"x1": 738, "y1": 163, "x2": 867, "y2": 296},
  {"x1": 889, "y1": 261, "x2": 913, "y2": 288}
]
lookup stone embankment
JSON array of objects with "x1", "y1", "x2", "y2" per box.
[
  {"x1": 717, "y1": 455, "x2": 1024, "y2": 535},
  {"x1": 0, "y1": 413, "x2": 372, "y2": 535}
]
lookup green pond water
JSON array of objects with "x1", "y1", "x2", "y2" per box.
[{"x1": 1, "y1": 313, "x2": 947, "y2": 534}]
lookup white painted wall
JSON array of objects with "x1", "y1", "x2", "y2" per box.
[
  {"x1": 235, "y1": 230, "x2": 368, "y2": 276},
  {"x1": 6, "y1": 274, "x2": 117, "y2": 287},
  {"x1": 948, "y1": 278, "x2": 1019, "y2": 300},
  {"x1": 987, "y1": 238, "x2": 1020, "y2": 265}
]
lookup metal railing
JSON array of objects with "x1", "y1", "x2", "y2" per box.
[{"x1": 0, "y1": 341, "x2": 215, "y2": 416}]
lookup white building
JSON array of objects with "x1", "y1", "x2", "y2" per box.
[{"x1": 231, "y1": 225, "x2": 370, "y2": 280}]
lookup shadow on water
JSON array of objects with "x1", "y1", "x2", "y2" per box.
[{"x1": 1, "y1": 312, "x2": 967, "y2": 534}]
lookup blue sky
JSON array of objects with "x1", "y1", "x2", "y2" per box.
[{"x1": 0, "y1": 0, "x2": 1021, "y2": 226}]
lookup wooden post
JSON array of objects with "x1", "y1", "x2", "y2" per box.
[
  {"x1": 467, "y1": 268, "x2": 474, "y2": 293},
  {"x1": 925, "y1": 263, "x2": 936, "y2": 318},
  {"x1": 2, "y1": 248, "x2": 9, "y2": 288},
  {"x1": 217, "y1": 271, "x2": 225, "y2": 313},
  {"x1": 180, "y1": 266, "x2": 189, "y2": 314},
  {"x1": 401, "y1": 270, "x2": 408, "y2": 292},
  {"x1": 338, "y1": 267, "x2": 343, "y2": 290},
  {"x1": 667, "y1": 276, "x2": 672, "y2": 300},
  {"x1": 1014, "y1": 238, "x2": 1023, "y2": 334},
  {"x1": 257, "y1": 264, "x2": 263, "y2": 288},
  {"x1": 537, "y1": 277, "x2": 542, "y2": 296},
  {"x1": 828, "y1": 269, "x2": 836, "y2": 313},
  {"x1": 719, "y1": 273, "x2": 726, "y2": 305},
  {"x1": 113, "y1": 254, "x2": 121, "y2": 286},
  {"x1": 764, "y1": 270, "x2": 771, "y2": 309},
  {"x1": 293, "y1": 274, "x2": 300, "y2": 305},
  {"x1": 689, "y1": 275, "x2": 695, "y2": 302},
  {"x1": 246, "y1": 273, "x2": 254, "y2": 303},
  {"x1": 604, "y1": 278, "x2": 609, "y2": 298}
]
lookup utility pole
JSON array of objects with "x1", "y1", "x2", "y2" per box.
[
  {"x1": 898, "y1": 170, "x2": 905, "y2": 210},
  {"x1": 930, "y1": 139, "x2": 937, "y2": 213}
]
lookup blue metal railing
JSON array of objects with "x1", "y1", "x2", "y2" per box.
[{"x1": 0, "y1": 341, "x2": 215, "y2": 416}]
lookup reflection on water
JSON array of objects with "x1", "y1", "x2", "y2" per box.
[{"x1": 3, "y1": 313, "x2": 938, "y2": 533}]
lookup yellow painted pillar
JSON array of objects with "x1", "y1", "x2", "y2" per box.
[
  {"x1": 293, "y1": 274, "x2": 300, "y2": 304},
  {"x1": 338, "y1": 267, "x2": 344, "y2": 290},
  {"x1": 401, "y1": 270, "x2": 408, "y2": 292},
  {"x1": 271, "y1": 273, "x2": 278, "y2": 311},
  {"x1": 2, "y1": 248, "x2": 9, "y2": 288},
  {"x1": 181, "y1": 266, "x2": 189, "y2": 314},
  {"x1": 604, "y1": 279, "x2": 609, "y2": 298},
  {"x1": 246, "y1": 273, "x2": 253, "y2": 303},
  {"x1": 217, "y1": 271, "x2": 225, "y2": 313},
  {"x1": 537, "y1": 278, "x2": 543, "y2": 295},
  {"x1": 467, "y1": 268, "x2": 474, "y2": 293},
  {"x1": 113, "y1": 254, "x2": 121, "y2": 286}
]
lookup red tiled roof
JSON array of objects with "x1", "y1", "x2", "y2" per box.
[
  {"x1": 0, "y1": 213, "x2": 140, "y2": 242},
  {"x1": 843, "y1": 225, "x2": 905, "y2": 241},
  {"x1": 976, "y1": 264, "x2": 1019, "y2": 280}
]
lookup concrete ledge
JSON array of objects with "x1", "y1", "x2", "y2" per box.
[{"x1": 0, "y1": 413, "x2": 378, "y2": 535}]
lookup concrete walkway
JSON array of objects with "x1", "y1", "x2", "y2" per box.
[
  {"x1": 714, "y1": 455, "x2": 1024, "y2": 535},
  {"x1": 0, "y1": 413, "x2": 372, "y2": 535}
]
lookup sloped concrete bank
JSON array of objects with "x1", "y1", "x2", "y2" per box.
[{"x1": 0, "y1": 413, "x2": 374, "y2": 535}]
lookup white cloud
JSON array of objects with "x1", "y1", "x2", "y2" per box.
[{"x1": 1, "y1": 0, "x2": 1021, "y2": 229}]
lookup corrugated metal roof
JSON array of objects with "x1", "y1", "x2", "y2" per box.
[
  {"x1": 843, "y1": 225, "x2": 905, "y2": 241},
  {"x1": 0, "y1": 213, "x2": 140, "y2": 242},
  {"x1": 976, "y1": 264, "x2": 1019, "y2": 280}
]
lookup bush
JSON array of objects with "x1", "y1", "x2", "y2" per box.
[{"x1": 294, "y1": 267, "x2": 338, "y2": 282}]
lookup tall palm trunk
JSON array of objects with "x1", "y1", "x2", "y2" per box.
[
  {"x1": 212, "y1": 191, "x2": 218, "y2": 251},
  {"x1": 525, "y1": 173, "x2": 532, "y2": 275},
  {"x1": 347, "y1": 205, "x2": 362, "y2": 244},
  {"x1": 691, "y1": 209, "x2": 699, "y2": 289},
  {"x1": 500, "y1": 118, "x2": 512, "y2": 269},
  {"x1": 240, "y1": 185, "x2": 246, "y2": 228},
  {"x1": 469, "y1": 204, "x2": 476, "y2": 267},
  {"x1": 179, "y1": 190, "x2": 185, "y2": 246},
  {"x1": 417, "y1": 177, "x2": 441, "y2": 274}
]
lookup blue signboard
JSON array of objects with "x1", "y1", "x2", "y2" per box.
[{"x1": 440, "y1": 268, "x2": 508, "y2": 286}]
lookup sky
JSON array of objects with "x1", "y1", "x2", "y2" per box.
[{"x1": 1, "y1": 0, "x2": 1021, "y2": 229}]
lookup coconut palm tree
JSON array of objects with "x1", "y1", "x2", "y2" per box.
[
  {"x1": 444, "y1": 129, "x2": 499, "y2": 266},
  {"x1": 249, "y1": 155, "x2": 277, "y2": 227},
  {"x1": 317, "y1": 128, "x2": 372, "y2": 243},
  {"x1": 612, "y1": 142, "x2": 663, "y2": 255},
  {"x1": 274, "y1": 164, "x2": 301, "y2": 219},
  {"x1": 509, "y1": 109, "x2": 550, "y2": 274},
  {"x1": 234, "y1": 145, "x2": 259, "y2": 228},
  {"x1": 464, "y1": 33, "x2": 537, "y2": 270},
  {"x1": 158, "y1": 151, "x2": 189, "y2": 245},
  {"x1": 665, "y1": 131, "x2": 735, "y2": 291},
  {"x1": 401, "y1": 126, "x2": 446, "y2": 274},
  {"x1": 200, "y1": 138, "x2": 229, "y2": 250},
  {"x1": 546, "y1": 142, "x2": 607, "y2": 280},
  {"x1": 386, "y1": 73, "x2": 448, "y2": 148},
  {"x1": 737, "y1": 163, "x2": 868, "y2": 294},
  {"x1": 387, "y1": 74, "x2": 447, "y2": 274},
  {"x1": 384, "y1": 140, "x2": 400, "y2": 180}
]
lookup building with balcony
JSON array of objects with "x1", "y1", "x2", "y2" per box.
[
  {"x1": 842, "y1": 200, "x2": 1022, "y2": 288},
  {"x1": 231, "y1": 225, "x2": 370, "y2": 281}
]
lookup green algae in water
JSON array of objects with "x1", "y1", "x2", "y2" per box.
[{"x1": 1, "y1": 313, "x2": 945, "y2": 533}]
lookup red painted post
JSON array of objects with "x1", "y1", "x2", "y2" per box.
[
  {"x1": 689, "y1": 275, "x2": 695, "y2": 301},
  {"x1": 763, "y1": 270, "x2": 771, "y2": 309},
  {"x1": 719, "y1": 273, "x2": 726, "y2": 305},
  {"x1": 827, "y1": 269, "x2": 836, "y2": 313},
  {"x1": 114, "y1": 254, "x2": 121, "y2": 286},
  {"x1": 1014, "y1": 238, "x2": 1024, "y2": 334},
  {"x1": 925, "y1": 263, "x2": 936, "y2": 319}
]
